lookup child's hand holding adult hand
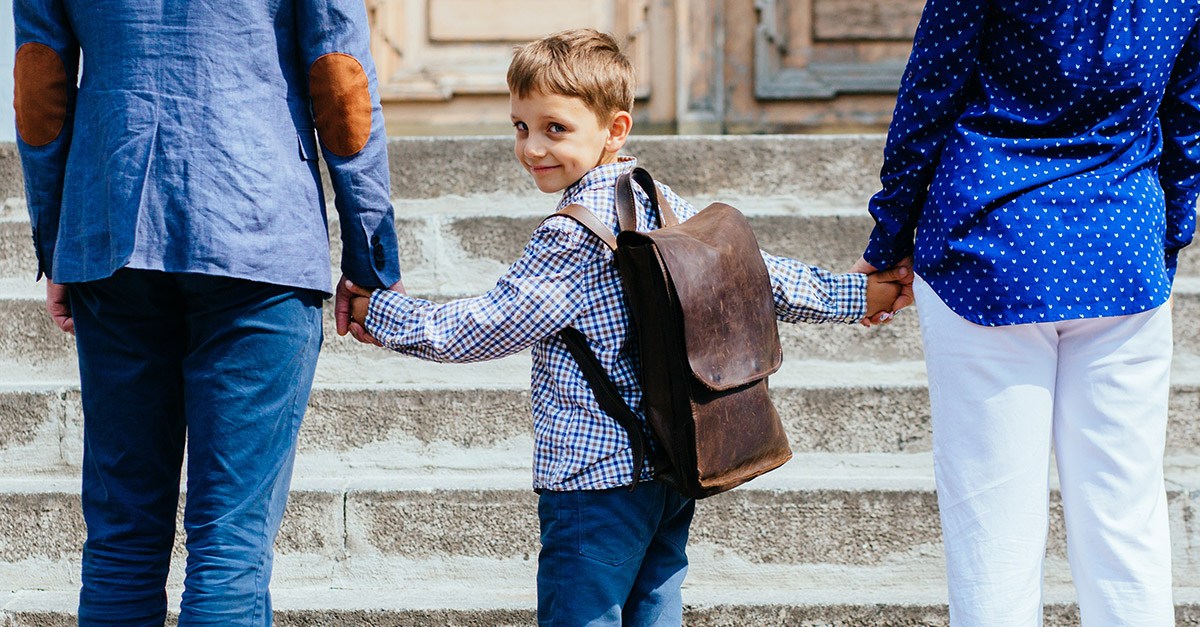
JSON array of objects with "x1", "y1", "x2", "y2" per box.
[
  {"x1": 349, "y1": 292, "x2": 371, "y2": 329},
  {"x1": 340, "y1": 278, "x2": 403, "y2": 346},
  {"x1": 858, "y1": 256, "x2": 914, "y2": 327}
]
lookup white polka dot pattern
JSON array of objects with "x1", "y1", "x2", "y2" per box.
[{"x1": 864, "y1": 0, "x2": 1200, "y2": 326}]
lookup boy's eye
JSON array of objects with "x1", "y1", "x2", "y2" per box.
[
  {"x1": 513, "y1": 121, "x2": 528, "y2": 132},
  {"x1": 548, "y1": 123, "x2": 567, "y2": 133}
]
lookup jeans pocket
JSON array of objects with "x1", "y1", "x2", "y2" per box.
[{"x1": 576, "y1": 485, "x2": 660, "y2": 566}]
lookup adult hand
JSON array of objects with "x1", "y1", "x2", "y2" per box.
[
  {"x1": 46, "y1": 278, "x2": 74, "y2": 335},
  {"x1": 887, "y1": 256, "x2": 915, "y2": 315},
  {"x1": 852, "y1": 256, "x2": 915, "y2": 327},
  {"x1": 849, "y1": 257, "x2": 877, "y2": 275},
  {"x1": 343, "y1": 279, "x2": 375, "y2": 330},
  {"x1": 335, "y1": 274, "x2": 405, "y2": 346}
]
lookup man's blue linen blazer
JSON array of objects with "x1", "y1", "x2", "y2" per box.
[{"x1": 13, "y1": 0, "x2": 401, "y2": 295}]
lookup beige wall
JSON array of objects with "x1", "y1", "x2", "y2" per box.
[{"x1": 367, "y1": 0, "x2": 923, "y2": 135}]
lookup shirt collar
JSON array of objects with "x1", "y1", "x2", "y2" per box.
[{"x1": 558, "y1": 156, "x2": 637, "y2": 209}]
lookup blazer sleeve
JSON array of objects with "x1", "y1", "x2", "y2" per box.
[
  {"x1": 13, "y1": 0, "x2": 79, "y2": 281},
  {"x1": 1158, "y1": 19, "x2": 1200, "y2": 281},
  {"x1": 294, "y1": 0, "x2": 401, "y2": 289},
  {"x1": 862, "y1": 0, "x2": 987, "y2": 271}
]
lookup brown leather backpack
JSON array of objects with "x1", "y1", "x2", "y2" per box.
[{"x1": 555, "y1": 167, "x2": 792, "y2": 499}]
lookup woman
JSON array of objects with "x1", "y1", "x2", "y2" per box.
[{"x1": 858, "y1": 1, "x2": 1198, "y2": 624}]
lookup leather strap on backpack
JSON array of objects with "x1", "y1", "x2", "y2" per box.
[
  {"x1": 556, "y1": 205, "x2": 616, "y2": 250},
  {"x1": 546, "y1": 167, "x2": 676, "y2": 490},
  {"x1": 557, "y1": 326, "x2": 648, "y2": 491},
  {"x1": 549, "y1": 168, "x2": 677, "y2": 240},
  {"x1": 616, "y1": 168, "x2": 679, "y2": 232}
]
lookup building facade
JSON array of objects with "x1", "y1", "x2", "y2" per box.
[{"x1": 368, "y1": 0, "x2": 923, "y2": 135}]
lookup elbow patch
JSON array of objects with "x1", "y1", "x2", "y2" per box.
[
  {"x1": 14, "y1": 43, "x2": 69, "y2": 147},
  {"x1": 308, "y1": 53, "x2": 372, "y2": 157}
]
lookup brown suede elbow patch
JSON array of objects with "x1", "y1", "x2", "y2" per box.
[
  {"x1": 308, "y1": 53, "x2": 372, "y2": 157},
  {"x1": 14, "y1": 43, "x2": 69, "y2": 147}
]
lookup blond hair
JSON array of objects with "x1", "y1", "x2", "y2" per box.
[{"x1": 507, "y1": 29, "x2": 635, "y2": 122}]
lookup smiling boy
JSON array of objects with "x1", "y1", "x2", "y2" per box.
[{"x1": 348, "y1": 29, "x2": 910, "y2": 626}]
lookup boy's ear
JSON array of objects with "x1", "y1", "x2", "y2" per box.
[{"x1": 605, "y1": 110, "x2": 633, "y2": 152}]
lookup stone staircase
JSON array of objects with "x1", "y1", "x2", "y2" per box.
[{"x1": 0, "y1": 136, "x2": 1197, "y2": 626}]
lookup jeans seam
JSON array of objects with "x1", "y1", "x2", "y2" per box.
[{"x1": 249, "y1": 297, "x2": 319, "y2": 626}]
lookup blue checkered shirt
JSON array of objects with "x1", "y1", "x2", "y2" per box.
[{"x1": 365, "y1": 158, "x2": 867, "y2": 491}]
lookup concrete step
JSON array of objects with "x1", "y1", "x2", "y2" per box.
[
  {"x1": 2, "y1": 279, "x2": 1200, "y2": 380},
  {"x1": 381, "y1": 202, "x2": 1200, "y2": 295},
  {"x1": 2, "y1": 454, "x2": 1198, "y2": 590},
  {"x1": 4, "y1": 356, "x2": 1200, "y2": 475},
  {"x1": 6, "y1": 585, "x2": 1200, "y2": 626},
  {"x1": 2, "y1": 136, "x2": 1198, "y2": 300},
  {"x1": 2, "y1": 204, "x2": 1196, "y2": 303},
  {"x1": 0, "y1": 136, "x2": 891, "y2": 207},
  {"x1": 0, "y1": 134, "x2": 903, "y2": 302},
  {"x1": 0, "y1": 206, "x2": 882, "y2": 301}
]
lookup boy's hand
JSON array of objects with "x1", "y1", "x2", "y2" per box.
[
  {"x1": 864, "y1": 263, "x2": 913, "y2": 325},
  {"x1": 349, "y1": 292, "x2": 370, "y2": 328}
]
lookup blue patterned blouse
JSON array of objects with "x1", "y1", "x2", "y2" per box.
[{"x1": 864, "y1": 0, "x2": 1200, "y2": 325}]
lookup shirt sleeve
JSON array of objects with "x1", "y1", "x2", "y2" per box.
[
  {"x1": 762, "y1": 253, "x2": 867, "y2": 324},
  {"x1": 1158, "y1": 20, "x2": 1200, "y2": 280},
  {"x1": 13, "y1": 0, "x2": 79, "y2": 280},
  {"x1": 862, "y1": 0, "x2": 989, "y2": 270},
  {"x1": 294, "y1": 0, "x2": 401, "y2": 289},
  {"x1": 363, "y1": 217, "x2": 603, "y2": 362}
]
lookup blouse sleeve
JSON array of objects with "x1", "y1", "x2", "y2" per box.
[{"x1": 862, "y1": 0, "x2": 989, "y2": 270}]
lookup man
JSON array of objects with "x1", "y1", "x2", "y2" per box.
[{"x1": 13, "y1": 1, "x2": 401, "y2": 624}]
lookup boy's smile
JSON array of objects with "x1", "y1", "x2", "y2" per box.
[{"x1": 511, "y1": 91, "x2": 629, "y2": 193}]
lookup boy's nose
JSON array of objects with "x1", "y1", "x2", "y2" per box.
[{"x1": 523, "y1": 137, "x2": 547, "y2": 159}]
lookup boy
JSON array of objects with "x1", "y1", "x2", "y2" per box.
[{"x1": 347, "y1": 28, "x2": 910, "y2": 626}]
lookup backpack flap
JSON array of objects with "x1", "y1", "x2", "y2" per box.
[{"x1": 633, "y1": 202, "x2": 782, "y2": 390}]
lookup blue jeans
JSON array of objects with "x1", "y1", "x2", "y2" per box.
[
  {"x1": 537, "y1": 481, "x2": 695, "y2": 626},
  {"x1": 69, "y1": 269, "x2": 323, "y2": 626}
]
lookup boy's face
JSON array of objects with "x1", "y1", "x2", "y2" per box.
[{"x1": 511, "y1": 90, "x2": 629, "y2": 193}]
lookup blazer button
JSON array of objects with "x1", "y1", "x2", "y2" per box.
[
  {"x1": 370, "y1": 233, "x2": 381, "y2": 246},
  {"x1": 373, "y1": 245, "x2": 386, "y2": 270}
]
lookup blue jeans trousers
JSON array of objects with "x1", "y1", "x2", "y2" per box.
[
  {"x1": 537, "y1": 481, "x2": 695, "y2": 626},
  {"x1": 69, "y1": 269, "x2": 323, "y2": 626}
]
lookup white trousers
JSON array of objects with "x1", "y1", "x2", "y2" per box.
[{"x1": 915, "y1": 277, "x2": 1174, "y2": 626}]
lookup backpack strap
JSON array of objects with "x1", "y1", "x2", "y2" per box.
[
  {"x1": 616, "y1": 167, "x2": 680, "y2": 232},
  {"x1": 557, "y1": 326, "x2": 647, "y2": 491},
  {"x1": 548, "y1": 168, "x2": 679, "y2": 242},
  {"x1": 554, "y1": 204, "x2": 616, "y2": 251}
]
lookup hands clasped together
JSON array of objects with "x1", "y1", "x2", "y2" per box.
[
  {"x1": 335, "y1": 274, "x2": 405, "y2": 346},
  {"x1": 855, "y1": 256, "x2": 915, "y2": 327}
]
